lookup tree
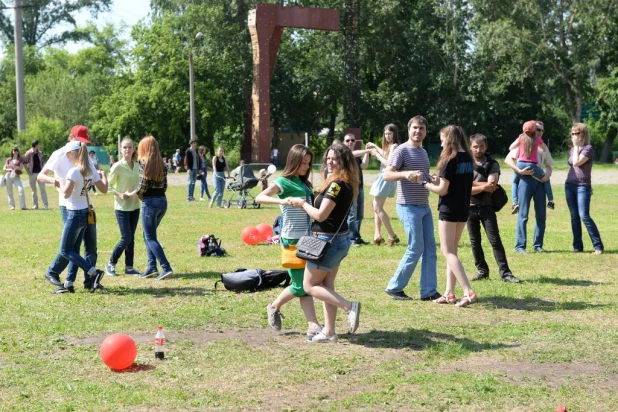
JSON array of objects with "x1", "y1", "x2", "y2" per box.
[{"x1": 0, "y1": 0, "x2": 112, "y2": 47}]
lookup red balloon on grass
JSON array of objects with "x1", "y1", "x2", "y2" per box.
[
  {"x1": 255, "y1": 223, "x2": 274, "y2": 242},
  {"x1": 100, "y1": 333, "x2": 137, "y2": 370},
  {"x1": 241, "y1": 226, "x2": 261, "y2": 245}
]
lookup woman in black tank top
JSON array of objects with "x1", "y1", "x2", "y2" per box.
[{"x1": 210, "y1": 147, "x2": 230, "y2": 208}]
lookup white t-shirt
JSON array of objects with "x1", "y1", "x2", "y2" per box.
[
  {"x1": 45, "y1": 142, "x2": 100, "y2": 206},
  {"x1": 65, "y1": 167, "x2": 95, "y2": 210}
]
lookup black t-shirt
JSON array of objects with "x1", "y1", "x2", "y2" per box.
[
  {"x1": 470, "y1": 155, "x2": 500, "y2": 207},
  {"x1": 311, "y1": 179, "x2": 353, "y2": 234},
  {"x1": 32, "y1": 153, "x2": 41, "y2": 173},
  {"x1": 438, "y1": 152, "x2": 474, "y2": 212},
  {"x1": 356, "y1": 157, "x2": 363, "y2": 187}
]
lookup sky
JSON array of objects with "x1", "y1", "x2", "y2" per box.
[
  {"x1": 1, "y1": 0, "x2": 151, "y2": 57},
  {"x1": 63, "y1": 0, "x2": 151, "y2": 53}
]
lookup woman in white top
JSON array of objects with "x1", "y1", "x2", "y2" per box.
[
  {"x1": 48, "y1": 142, "x2": 106, "y2": 294},
  {"x1": 3, "y1": 146, "x2": 27, "y2": 210}
]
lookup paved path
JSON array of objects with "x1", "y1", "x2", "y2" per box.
[{"x1": 167, "y1": 169, "x2": 618, "y2": 187}]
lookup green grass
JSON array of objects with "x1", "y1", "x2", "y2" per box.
[{"x1": 0, "y1": 182, "x2": 617, "y2": 411}]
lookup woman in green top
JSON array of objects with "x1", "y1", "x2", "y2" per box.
[
  {"x1": 105, "y1": 138, "x2": 142, "y2": 276},
  {"x1": 255, "y1": 144, "x2": 322, "y2": 340}
]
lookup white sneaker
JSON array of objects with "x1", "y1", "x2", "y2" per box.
[
  {"x1": 199, "y1": 197, "x2": 206, "y2": 201},
  {"x1": 348, "y1": 301, "x2": 361, "y2": 334},
  {"x1": 309, "y1": 332, "x2": 337, "y2": 343}
]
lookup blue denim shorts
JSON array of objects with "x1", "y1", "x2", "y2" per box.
[{"x1": 305, "y1": 232, "x2": 351, "y2": 272}]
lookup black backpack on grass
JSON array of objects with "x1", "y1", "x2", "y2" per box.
[{"x1": 215, "y1": 268, "x2": 290, "y2": 292}]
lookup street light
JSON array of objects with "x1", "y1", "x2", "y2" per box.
[{"x1": 189, "y1": 32, "x2": 204, "y2": 143}]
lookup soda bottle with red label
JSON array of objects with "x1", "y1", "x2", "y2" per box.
[{"x1": 155, "y1": 326, "x2": 165, "y2": 359}]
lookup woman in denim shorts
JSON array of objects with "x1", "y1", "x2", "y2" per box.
[{"x1": 289, "y1": 143, "x2": 362, "y2": 343}]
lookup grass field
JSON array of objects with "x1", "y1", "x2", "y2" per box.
[{"x1": 0, "y1": 181, "x2": 616, "y2": 411}]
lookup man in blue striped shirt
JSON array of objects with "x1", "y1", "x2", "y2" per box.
[{"x1": 382, "y1": 116, "x2": 440, "y2": 301}]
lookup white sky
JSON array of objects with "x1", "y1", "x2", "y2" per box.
[{"x1": 1, "y1": 0, "x2": 151, "y2": 57}]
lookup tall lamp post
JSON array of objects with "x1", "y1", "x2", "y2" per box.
[{"x1": 189, "y1": 32, "x2": 204, "y2": 143}]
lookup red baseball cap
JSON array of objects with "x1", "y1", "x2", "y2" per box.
[
  {"x1": 522, "y1": 121, "x2": 537, "y2": 134},
  {"x1": 70, "y1": 125, "x2": 91, "y2": 143}
]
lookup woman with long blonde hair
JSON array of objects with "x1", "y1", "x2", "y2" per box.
[
  {"x1": 288, "y1": 143, "x2": 362, "y2": 342},
  {"x1": 128, "y1": 136, "x2": 174, "y2": 280},
  {"x1": 422, "y1": 126, "x2": 477, "y2": 307},
  {"x1": 367, "y1": 124, "x2": 400, "y2": 245},
  {"x1": 105, "y1": 138, "x2": 142, "y2": 276},
  {"x1": 47, "y1": 142, "x2": 107, "y2": 293}
]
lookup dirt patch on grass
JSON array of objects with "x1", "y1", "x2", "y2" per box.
[{"x1": 447, "y1": 354, "x2": 618, "y2": 389}]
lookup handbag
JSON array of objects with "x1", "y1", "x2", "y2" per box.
[
  {"x1": 491, "y1": 184, "x2": 508, "y2": 212},
  {"x1": 281, "y1": 244, "x2": 305, "y2": 269},
  {"x1": 83, "y1": 180, "x2": 96, "y2": 224},
  {"x1": 296, "y1": 192, "x2": 353, "y2": 263},
  {"x1": 0, "y1": 174, "x2": 5, "y2": 188}
]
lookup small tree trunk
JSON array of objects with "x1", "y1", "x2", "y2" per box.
[{"x1": 599, "y1": 126, "x2": 617, "y2": 163}]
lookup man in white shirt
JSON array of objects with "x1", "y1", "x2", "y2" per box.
[{"x1": 38, "y1": 125, "x2": 108, "y2": 291}]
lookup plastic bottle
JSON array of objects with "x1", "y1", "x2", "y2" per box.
[{"x1": 155, "y1": 326, "x2": 165, "y2": 359}]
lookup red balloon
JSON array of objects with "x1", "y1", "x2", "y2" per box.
[
  {"x1": 100, "y1": 333, "x2": 137, "y2": 370},
  {"x1": 255, "y1": 223, "x2": 274, "y2": 242},
  {"x1": 241, "y1": 226, "x2": 261, "y2": 245}
]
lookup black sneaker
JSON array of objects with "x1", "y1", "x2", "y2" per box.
[
  {"x1": 52, "y1": 286, "x2": 70, "y2": 294},
  {"x1": 355, "y1": 238, "x2": 369, "y2": 245},
  {"x1": 45, "y1": 273, "x2": 63, "y2": 287},
  {"x1": 90, "y1": 269, "x2": 105, "y2": 293},
  {"x1": 547, "y1": 201, "x2": 555, "y2": 210},
  {"x1": 421, "y1": 292, "x2": 442, "y2": 301},
  {"x1": 511, "y1": 203, "x2": 519, "y2": 215},
  {"x1": 385, "y1": 290, "x2": 412, "y2": 300},
  {"x1": 502, "y1": 274, "x2": 521, "y2": 283},
  {"x1": 471, "y1": 273, "x2": 489, "y2": 281}
]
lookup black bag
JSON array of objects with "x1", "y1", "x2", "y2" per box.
[
  {"x1": 295, "y1": 236, "x2": 330, "y2": 262},
  {"x1": 491, "y1": 184, "x2": 508, "y2": 212},
  {"x1": 295, "y1": 192, "x2": 353, "y2": 263},
  {"x1": 215, "y1": 268, "x2": 290, "y2": 292},
  {"x1": 198, "y1": 234, "x2": 226, "y2": 257}
]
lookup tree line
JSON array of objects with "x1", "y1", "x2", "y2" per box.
[{"x1": 0, "y1": 0, "x2": 617, "y2": 162}]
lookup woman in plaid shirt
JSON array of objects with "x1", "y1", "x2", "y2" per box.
[{"x1": 127, "y1": 136, "x2": 174, "y2": 281}]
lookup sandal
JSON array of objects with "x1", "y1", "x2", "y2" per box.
[
  {"x1": 433, "y1": 294, "x2": 456, "y2": 304},
  {"x1": 373, "y1": 237, "x2": 385, "y2": 245},
  {"x1": 387, "y1": 235, "x2": 400, "y2": 247},
  {"x1": 456, "y1": 292, "x2": 478, "y2": 307}
]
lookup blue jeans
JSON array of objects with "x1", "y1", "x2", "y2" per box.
[
  {"x1": 142, "y1": 196, "x2": 172, "y2": 273},
  {"x1": 212, "y1": 172, "x2": 226, "y2": 207},
  {"x1": 512, "y1": 167, "x2": 553, "y2": 203},
  {"x1": 199, "y1": 168, "x2": 211, "y2": 199},
  {"x1": 187, "y1": 169, "x2": 198, "y2": 198},
  {"x1": 347, "y1": 187, "x2": 364, "y2": 241},
  {"x1": 515, "y1": 176, "x2": 546, "y2": 250},
  {"x1": 386, "y1": 204, "x2": 438, "y2": 298},
  {"x1": 49, "y1": 209, "x2": 95, "y2": 283},
  {"x1": 47, "y1": 206, "x2": 97, "y2": 284},
  {"x1": 565, "y1": 183, "x2": 604, "y2": 251},
  {"x1": 110, "y1": 208, "x2": 140, "y2": 266}
]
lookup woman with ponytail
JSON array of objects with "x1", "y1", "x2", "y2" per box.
[{"x1": 48, "y1": 142, "x2": 107, "y2": 293}]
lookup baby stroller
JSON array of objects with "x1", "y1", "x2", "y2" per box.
[{"x1": 223, "y1": 164, "x2": 261, "y2": 209}]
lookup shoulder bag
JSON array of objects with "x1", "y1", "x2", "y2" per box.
[
  {"x1": 296, "y1": 190, "x2": 353, "y2": 263},
  {"x1": 83, "y1": 179, "x2": 96, "y2": 224}
]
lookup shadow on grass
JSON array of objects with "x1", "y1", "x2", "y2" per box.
[
  {"x1": 172, "y1": 271, "x2": 222, "y2": 280},
  {"x1": 481, "y1": 296, "x2": 607, "y2": 311},
  {"x1": 543, "y1": 249, "x2": 616, "y2": 254},
  {"x1": 350, "y1": 329, "x2": 513, "y2": 352},
  {"x1": 114, "y1": 363, "x2": 156, "y2": 373},
  {"x1": 534, "y1": 276, "x2": 604, "y2": 286},
  {"x1": 110, "y1": 286, "x2": 215, "y2": 296}
]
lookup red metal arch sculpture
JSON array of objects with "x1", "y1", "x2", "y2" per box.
[{"x1": 248, "y1": 4, "x2": 339, "y2": 162}]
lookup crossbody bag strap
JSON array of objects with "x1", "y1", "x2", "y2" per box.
[
  {"x1": 327, "y1": 199, "x2": 353, "y2": 243},
  {"x1": 304, "y1": 184, "x2": 312, "y2": 236},
  {"x1": 83, "y1": 178, "x2": 92, "y2": 215}
]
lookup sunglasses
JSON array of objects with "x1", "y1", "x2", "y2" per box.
[
  {"x1": 571, "y1": 131, "x2": 581, "y2": 136},
  {"x1": 344, "y1": 139, "x2": 355, "y2": 143}
]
